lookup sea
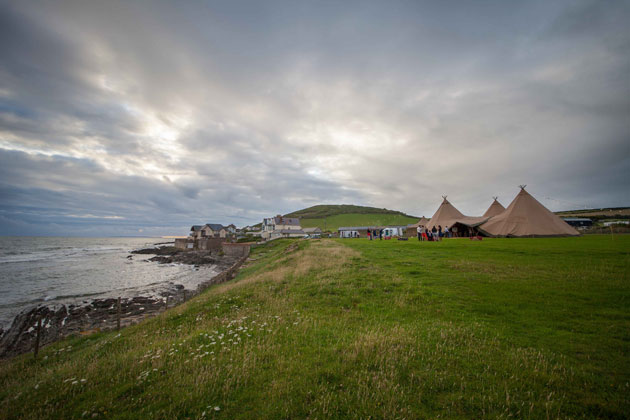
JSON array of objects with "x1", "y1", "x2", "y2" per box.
[{"x1": 0, "y1": 237, "x2": 219, "y2": 330}]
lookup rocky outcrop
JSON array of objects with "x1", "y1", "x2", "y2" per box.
[
  {"x1": 0, "y1": 251, "x2": 249, "y2": 359},
  {"x1": 133, "y1": 246, "x2": 229, "y2": 266},
  {"x1": 0, "y1": 296, "x2": 169, "y2": 358}
]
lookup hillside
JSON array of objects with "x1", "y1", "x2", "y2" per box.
[
  {"x1": 300, "y1": 213, "x2": 419, "y2": 231},
  {"x1": 284, "y1": 204, "x2": 416, "y2": 219},
  {"x1": 555, "y1": 207, "x2": 630, "y2": 220},
  {"x1": 284, "y1": 204, "x2": 420, "y2": 232},
  {"x1": 1, "y1": 236, "x2": 628, "y2": 418}
]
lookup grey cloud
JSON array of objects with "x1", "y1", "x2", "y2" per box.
[{"x1": 0, "y1": 0, "x2": 628, "y2": 235}]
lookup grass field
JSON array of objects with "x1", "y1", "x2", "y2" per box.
[
  {"x1": 1, "y1": 235, "x2": 629, "y2": 419},
  {"x1": 285, "y1": 204, "x2": 415, "y2": 219},
  {"x1": 300, "y1": 213, "x2": 419, "y2": 231}
]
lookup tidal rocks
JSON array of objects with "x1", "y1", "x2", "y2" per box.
[
  {"x1": 133, "y1": 246, "x2": 225, "y2": 266},
  {"x1": 131, "y1": 246, "x2": 179, "y2": 255},
  {"x1": 0, "y1": 295, "x2": 169, "y2": 358},
  {"x1": 0, "y1": 247, "x2": 245, "y2": 358}
]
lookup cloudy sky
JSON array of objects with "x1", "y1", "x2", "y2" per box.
[{"x1": 1, "y1": 0, "x2": 628, "y2": 236}]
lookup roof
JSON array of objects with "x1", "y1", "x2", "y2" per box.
[
  {"x1": 425, "y1": 197, "x2": 488, "y2": 230},
  {"x1": 483, "y1": 198, "x2": 506, "y2": 218},
  {"x1": 303, "y1": 227, "x2": 322, "y2": 233},
  {"x1": 276, "y1": 229, "x2": 306, "y2": 234},
  {"x1": 204, "y1": 223, "x2": 225, "y2": 231},
  {"x1": 338, "y1": 226, "x2": 378, "y2": 231},
  {"x1": 338, "y1": 226, "x2": 404, "y2": 231},
  {"x1": 478, "y1": 187, "x2": 580, "y2": 237},
  {"x1": 407, "y1": 217, "x2": 430, "y2": 229},
  {"x1": 190, "y1": 225, "x2": 203, "y2": 231},
  {"x1": 273, "y1": 216, "x2": 301, "y2": 226}
]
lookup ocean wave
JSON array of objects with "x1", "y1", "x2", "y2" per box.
[{"x1": 0, "y1": 246, "x2": 127, "y2": 264}]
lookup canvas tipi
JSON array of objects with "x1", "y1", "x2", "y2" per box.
[
  {"x1": 482, "y1": 197, "x2": 506, "y2": 218},
  {"x1": 425, "y1": 197, "x2": 488, "y2": 230},
  {"x1": 405, "y1": 217, "x2": 430, "y2": 237},
  {"x1": 408, "y1": 217, "x2": 430, "y2": 229},
  {"x1": 478, "y1": 187, "x2": 579, "y2": 237}
]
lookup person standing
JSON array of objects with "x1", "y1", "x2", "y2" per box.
[
  {"x1": 367, "y1": 228, "x2": 372, "y2": 241},
  {"x1": 431, "y1": 226, "x2": 437, "y2": 242},
  {"x1": 417, "y1": 225, "x2": 422, "y2": 241},
  {"x1": 438, "y1": 225, "x2": 443, "y2": 241},
  {"x1": 422, "y1": 227, "x2": 428, "y2": 241},
  {"x1": 379, "y1": 229, "x2": 383, "y2": 240},
  {"x1": 444, "y1": 226, "x2": 450, "y2": 238}
]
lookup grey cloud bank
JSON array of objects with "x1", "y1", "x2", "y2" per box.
[{"x1": 0, "y1": 0, "x2": 628, "y2": 236}]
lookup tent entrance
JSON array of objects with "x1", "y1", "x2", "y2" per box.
[{"x1": 450, "y1": 222, "x2": 482, "y2": 237}]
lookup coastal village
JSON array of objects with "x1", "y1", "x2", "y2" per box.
[{"x1": 177, "y1": 186, "x2": 588, "y2": 253}]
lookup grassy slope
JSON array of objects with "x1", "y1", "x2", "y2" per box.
[
  {"x1": 1, "y1": 236, "x2": 629, "y2": 419},
  {"x1": 300, "y1": 213, "x2": 419, "y2": 231},
  {"x1": 284, "y1": 204, "x2": 420, "y2": 231},
  {"x1": 284, "y1": 204, "x2": 415, "y2": 219}
]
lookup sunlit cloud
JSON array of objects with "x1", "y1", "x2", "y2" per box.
[{"x1": 0, "y1": 0, "x2": 628, "y2": 236}]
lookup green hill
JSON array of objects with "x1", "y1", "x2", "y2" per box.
[
  {"x1": 2, "y1": 236, "x2": 628, "y2": 418},
  {"x1": 300, "y1": 213, "x2": 418, "y2": 231},
  {"x1": 284, "y1": 204, "x2": 420, "y2": 232},
  {"x1": 285, "y1": 204, "x2": 415, "y2": 219}
]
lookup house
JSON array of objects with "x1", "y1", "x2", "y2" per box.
[
  {"x1": 225, "y1": 224, "x2": 237, "y2": 234},
  {"x1": 338, "y1": 226, "x2": 405, "y2": 238},
  {"x1": 381, "y1": 226, "x2": 406, "y2": 237},
  {"x1": 201, "y1": 223, "x2": 228, "y2": 239},
  {"x1": 562, "y1": 217, "x2": 593, "y2": 229},
  {"x1": 189, "y1": 225, "x2": 204, "y2": 239},
  {"x1": 189, "y1": 223, "x2": 229, "y2": 239},
  {"x1": 338, "y1": 226, "x2": 375, "y2": 238},
  {"x1": 303, "y1": 227, "x2": 322, "y2": 235},
  {"x1": 261, "y1": 215, "x2": 304, "y2": 240}
]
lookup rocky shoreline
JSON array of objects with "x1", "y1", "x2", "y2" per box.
[{"x1": 0, "y1": 246, "x2": 247, "y2": 359}]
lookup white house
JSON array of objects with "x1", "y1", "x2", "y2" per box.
[
  {"x1": 190, "y1": 223, "x2": 228, "y2": 239},
  {"x1": 203, "y1": 224, "x2": 228, "y2": 238},
  {"x1": 261, "y1": 215, "x2": 304, "y2": 240}
]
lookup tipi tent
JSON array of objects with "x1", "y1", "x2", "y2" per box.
[
  {"x1": 408, "y1": 217, "x2": 430, "y2": 229},
  {"x1": 425, "y1": 197, "x2": 488, "y2": 231},
  {"x1": 405, "y1": 217, "x2": 430, "y2": 237},
  {"x1": 478, "y1": 187, "x2": 580, "y2": 237},
  {"x1": 483, "y1": 197, "x2": 506, "y2": 218}
]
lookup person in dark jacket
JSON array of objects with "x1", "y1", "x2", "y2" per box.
[
  {"x1": 438, "y1": 225, "x2": 443, "y2": 241},
  {"x1": 431, "y1": 226, "x2": 437, "y2": 242}
]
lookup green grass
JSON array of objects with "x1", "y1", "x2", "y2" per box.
[
  {"x1": 300, "y1": 213, "x2": 419, "y2": 231},
  {"x1": 284, "y1": 204, "x2": 416, "y2": 219},
  {"x1": 1, "y1": 236, "x2": 629, "y2": 419}
]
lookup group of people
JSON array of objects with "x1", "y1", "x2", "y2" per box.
[
  {"x1": 416, "y1": 225, "x2": 450, "y2": 241},
  {"x1": 366, "y1": 228, "x2": 383, "y2": 240}
]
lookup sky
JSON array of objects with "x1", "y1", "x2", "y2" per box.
[{"x1": 0, "y1": 0, "x2": 629, "y2": 236}]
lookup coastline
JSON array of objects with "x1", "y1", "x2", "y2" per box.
[{"x1": 0, "y1": 247, "x2": 249, "y2": 359}]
